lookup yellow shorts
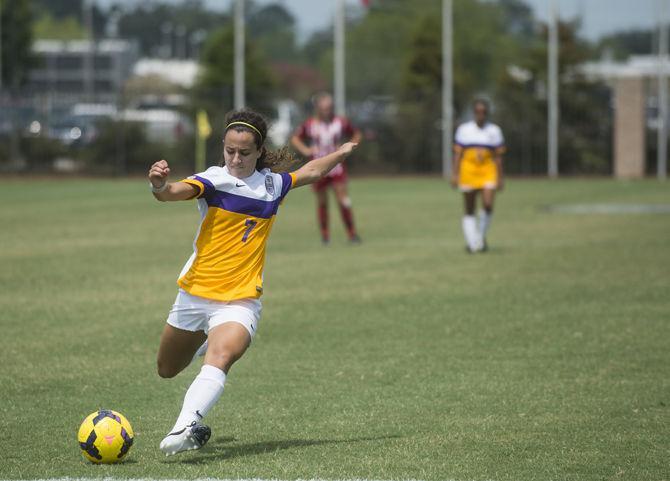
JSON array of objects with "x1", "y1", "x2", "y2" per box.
[{"x1": 458, "y1": 159, "x2": 498, "y2": 192}]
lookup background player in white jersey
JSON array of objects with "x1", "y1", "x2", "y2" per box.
[
  {"x1": 291, "y1": 92, "x2": 363, "y2": 244},
  {"x1": 452, "y1": 99, "x2": 506, "y2": 253},
  {"x1": 148, "y1": 108, "x2": 357, "y2": 456}
]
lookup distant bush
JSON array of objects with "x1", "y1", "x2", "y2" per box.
[{"x1": 79, "y1": 119, "x2": 196, "y2": 175}]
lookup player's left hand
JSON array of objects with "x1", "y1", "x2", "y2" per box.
[
  {"x1": 497, "y1": 180, "x2": 504, "y2": 191},
  {"x1": 338, "y1": 142, "x2": 358, "y2": 157}
]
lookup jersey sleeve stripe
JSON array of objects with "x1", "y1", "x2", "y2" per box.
[
  {"x1": 279, "y1": 172, "x2": 294, "y2": 199},
  {"x1": 180, "y1": 178, "x2": 205, "y2": 197}
]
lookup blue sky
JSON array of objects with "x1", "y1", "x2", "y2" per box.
[{"x1": 95, "y1": 0, "x2": 663, "y2": 42}]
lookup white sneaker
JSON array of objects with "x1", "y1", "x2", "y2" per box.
[{"x1": 159, "y1": 421, "x2": 211, "y2": 456}]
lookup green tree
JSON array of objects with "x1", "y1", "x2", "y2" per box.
[
  {"x1": 495, "y1": 19, "x2": 611, "y2": 174},
  {"x1": 192, "y1": 25, "x2": 276, "y2": 164},
  {"x1": 597, "y1": 29, "x2": 656, "y2": 60},
  {"x1": 248, "y1": 3, "x2": 297, "y2": 63},
  {"x1": 33, "y1": 13, "x2": 86, "y2": 40},
  {"x1": 1, "y1": 0, "x2": 34, "y2": 89},
  {"x1": 33, "y1": 0, "x2": 81, "y2": 19},
  {"x1": 115, "y1": 0, "x2": 228, "y2": 57}
]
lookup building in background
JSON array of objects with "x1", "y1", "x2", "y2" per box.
[{"x1": 28, "y1": 39, "x2": 138, "y2": 103}]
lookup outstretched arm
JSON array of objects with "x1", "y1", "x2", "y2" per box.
[
  {"x1": 149, "y1": 160, "x2": 200, "y2": 202},
  {"x1": 291, "y1": 142, "x2": 358, "y2": 188}
]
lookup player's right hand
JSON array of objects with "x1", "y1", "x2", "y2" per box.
[
  {"x1": 149, "y1": 160, "x2": 170, "y2": 187},
  {"x1": 449, "y1": 177, "x2": 458, "y2": 189}
]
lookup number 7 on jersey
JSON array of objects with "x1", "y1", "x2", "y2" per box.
[{"x1": 241, "y1": 219, "x2": 258, "y2": 242}]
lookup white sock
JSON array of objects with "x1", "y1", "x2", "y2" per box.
[
  {"x1": 479, "y1": 210, "x2": 492, "y2": 241},
  {"x1": 170, "y1": 364, "x2": 226, "y2": 432},
  {"x1": 462, "y1": 215, "x2": 482, "y2": 251}
]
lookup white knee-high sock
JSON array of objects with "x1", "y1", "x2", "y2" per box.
[
  {"x1": 462, "y1": 215, "x2": 482, "y2": 251},
  {"x1": 171, "y1": 364, "x2": 226, "y2": 432},
  {"x1": 479, "y1": 210, "x2": 492, "y2": 240}
]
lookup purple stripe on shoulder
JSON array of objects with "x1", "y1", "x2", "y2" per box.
[
  {"x1": 279, "y1": 172, "x2": 292, "y2": 199},
  {"x1": 194, "y1": 175, "x2": 216, "y2": 199},
  {"x1": 207, "y1": 191, "x2": 280, "y2": 218}
]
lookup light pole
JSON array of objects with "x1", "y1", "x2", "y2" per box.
[
  {"x1": 442, "y1": 0, "x2": 453, "y2": 179},
  {"x1": 547, "y1": 0, "x2": 559, "y2": 178},
  {"x1": 658, "y1": 0, "x2": 668, "y2": 181},
  {"x1": 334, "y1": 0, "x2": 346, "y2": 116},
  {"x1": 234, "y1": 0, "x2": 245, "y2": 110}
]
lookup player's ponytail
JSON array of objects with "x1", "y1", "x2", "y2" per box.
[{"x1": 222, "y1": 109, "x2": 297, "y2": 173}]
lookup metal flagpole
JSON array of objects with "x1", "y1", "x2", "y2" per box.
[
  {"x1": 547, "y1": 0, "x2": 559, "y2": 178},
  {"x1": 334, "y1": 0, "x2": 346, "y2": 116},
  {"x1": 658, "y1": 0, "x2": 668, "y2": 181},
  {"x1": 442, "y1": 0, "x2": 453, "y2": 179},
  {"x1": 234, "y1": 0, "x2": 245, "y2": 110}
]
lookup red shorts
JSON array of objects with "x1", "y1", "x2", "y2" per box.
[{"x1": 311, "y1": 162, "x2": 348, "y2": 192}]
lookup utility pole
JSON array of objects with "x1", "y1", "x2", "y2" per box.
[
  {"x1": 442, "y1": 0, "x2": 453, "y2": 179},
  {"x1": 234, "y1": 0, "x2": 245, "y2": 110},
  {"x1": 658, "y1": 0, "x2": 668, "y2": 180},
  {"x1": 334, "y1": 0, "x2": 346, "y2": 116},
  {"x1": 547, "y1": 0, "x2": 559, "y2": 178}
]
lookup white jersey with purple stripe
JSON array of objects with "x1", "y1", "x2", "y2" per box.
[
  {"x1": 454, "y1": 120, "x2": 505, "y2": 152},
  {"x1": 177, "y1": 166, "x2": 295, "y2": 301}
]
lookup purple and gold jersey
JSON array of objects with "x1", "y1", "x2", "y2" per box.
[{"x1": 177, "y1": 166, "x2": 295, "y2": 301}]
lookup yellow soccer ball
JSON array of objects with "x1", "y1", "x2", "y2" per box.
[{"x1": 77, "y1": 409, "x2": 134, "y2": 463}]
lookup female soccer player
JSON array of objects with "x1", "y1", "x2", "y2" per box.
[
  {"x1": 291, "y1": 92, "x2": 362, "y2": 244},
  {"x1": 451, "y1": 99, "x2": 505, "y2": 253},
  {"x1": 148, "y1": 109, "x2": 357, "y2": 455}
]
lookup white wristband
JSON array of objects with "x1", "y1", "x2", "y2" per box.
[{"x1": 150, "y1": 181, "x2": 168, "y2": 193}]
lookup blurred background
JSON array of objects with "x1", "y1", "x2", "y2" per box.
[{"x1": 0, "y1": 0, "x2": 668, "y2": 178}]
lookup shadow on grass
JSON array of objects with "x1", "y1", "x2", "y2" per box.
[{"x1": 163, "y1": 434, "x2": 401, "y2": 464}]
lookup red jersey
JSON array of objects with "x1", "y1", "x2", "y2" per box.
[{"x1": 295, "y1": 116, "x2": 356, "y2": 159}]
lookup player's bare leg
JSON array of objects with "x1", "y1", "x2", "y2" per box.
[
  {"x1": 160, "y1": 323, "x2": 250, "y2": 456},
  {"x1": 479, "y1": 188, "x2": 496, "y2": 251},
  {"x1": 333, "y1": 181, "x2": 360, "y2": 243},
  {"x1": 203, "y1": 322, "x2": 251, "y2": 374},
  {"x1": 461, "y1": 191, "x2": 482, "y2": 253},
  {"x1": 156, "y1": 325, "x2": 207, "y2": 379},
  {"x1": 315, "y1": 189, "x2": 330, "y2": 244}
]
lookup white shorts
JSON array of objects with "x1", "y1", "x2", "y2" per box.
[{"x1": 166, "y1": 289, "x2": 262, "y2": 339}]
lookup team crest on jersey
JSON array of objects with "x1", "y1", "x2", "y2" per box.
[{"x1": 265, "y1": 175, "x2": 275, "y2": 195}]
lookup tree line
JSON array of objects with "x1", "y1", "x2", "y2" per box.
[{"x1": 1, "y1": 0, "x2": 661, "y2": 174}]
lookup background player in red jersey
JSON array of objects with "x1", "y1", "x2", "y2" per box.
[{"x1": 291, "y1": 92, "x2": 363, "y2": 244}]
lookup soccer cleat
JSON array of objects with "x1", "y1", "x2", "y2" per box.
[
  {"x1": 349, "y1": 234, "x2": 362, "y2": 244},
  {"x1": 159, "y1": 421, "x2": 211, "y2": 456}
]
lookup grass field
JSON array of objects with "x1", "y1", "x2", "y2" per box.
[{"x1": 0, "y1": 177, "x2": 668, "y2": 481}]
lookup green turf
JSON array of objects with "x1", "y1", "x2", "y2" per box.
[{"x1": 0, "y1": 177, "x2": 668, "y2": 481}]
